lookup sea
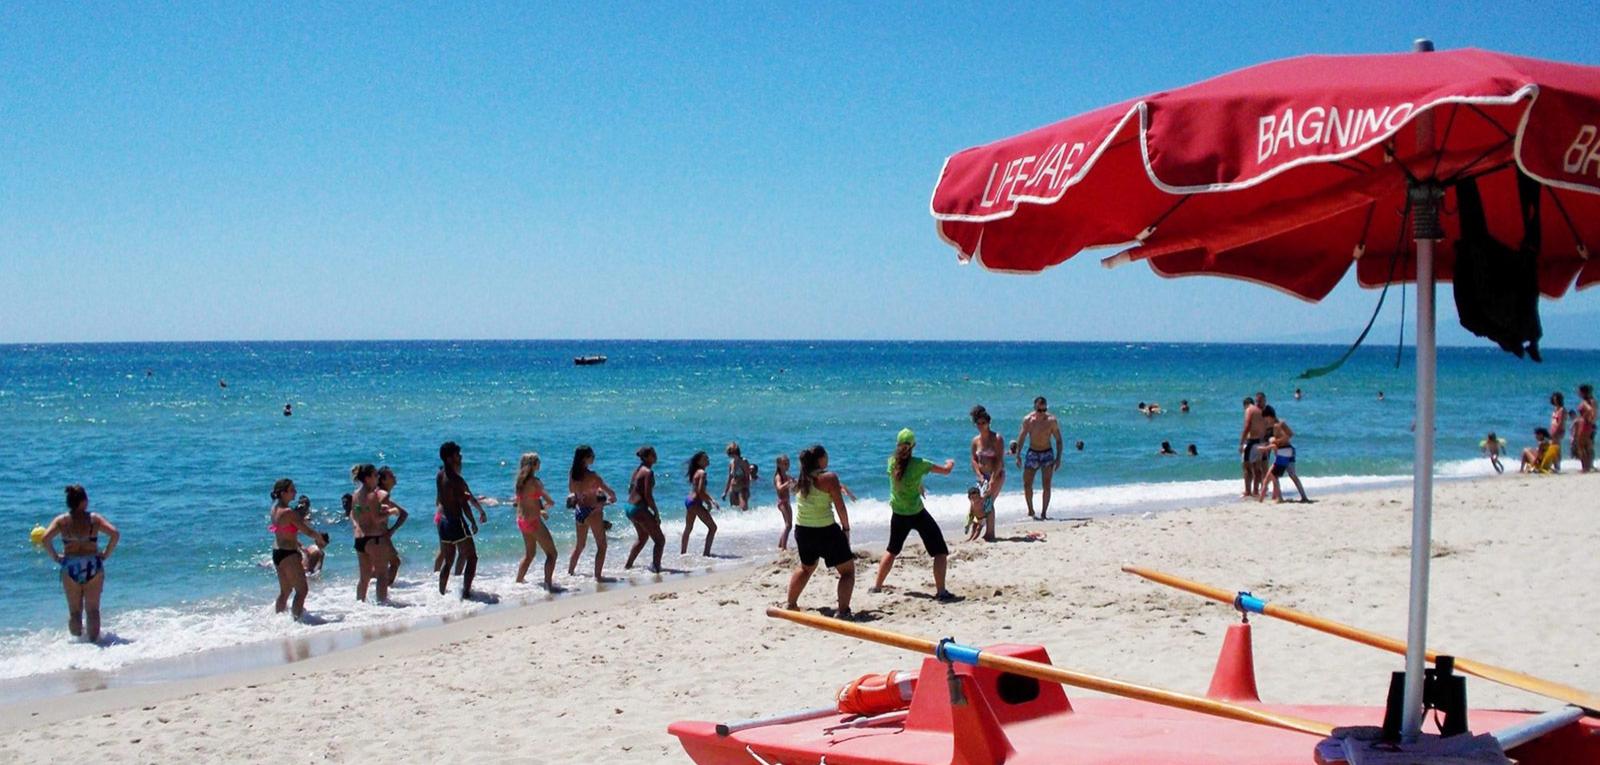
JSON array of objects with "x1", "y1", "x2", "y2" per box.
[{"x1": 1, "y1": 340, "x2": 1592, "y2": 698}]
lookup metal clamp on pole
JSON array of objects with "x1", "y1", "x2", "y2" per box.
[
  {"x1": 1233, "y1": 591, "x2": 1266, "y2": 624},
  {"x1": 937, "y1": 637, "x2": 970, "y2": 706}
]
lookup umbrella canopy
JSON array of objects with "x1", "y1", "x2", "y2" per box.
[{"x1": 931, "y1": 48, "x2": 1600, "y2": 300}]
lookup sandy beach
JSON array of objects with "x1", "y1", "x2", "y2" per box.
[{"x1": 2, "y1": 473, "x2": 1596, "y2": 763}]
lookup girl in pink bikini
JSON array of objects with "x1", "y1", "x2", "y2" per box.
[{"x1": 513, "y1": 452, "x2": 561, "y2": 590}]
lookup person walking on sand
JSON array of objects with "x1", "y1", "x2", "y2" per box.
[
  {"x1": 773, "y1": 454, "x2": 796, "y2": 551},
  {"x1": 625, "y1": 446, "x2": 666, "y2": 572},
  {"x1": 1548, "y1": 391, "x2": 1568, "y2": 473},
  {"x1": 969, "y1": 405, "x2": 1005, "y2": 541},
  {"x1": 786, "y1": 445, "x2": 856, "y2": 619},
  {"x1": 567, "y1": 445, "x2": 619, "y2": 581},
  {"x1": 872, "y1": 429, "x2": 958, "y2": 601},
  {"x1": 682, "y1": 451, "x2": 720, "y2": 556},
  {"x1": 1574, "y1": 384, "x2": 1596, "y2": 473},
  {"x1": 1015, "y1": 396, "x2": 1064, "y2": 519},
  {"x1": 375, "y1": 466, "x2": 408, "y2": 588},
  {"x1": 267, "y1": 479, "x2": 329, "y2": 620},
  {"x1": 41, "y1": 485, "x2": 120, "y2": 643},
  {"x1": 722, "y1": 442, "x2": 753, "y2": 512},
  {"x1": 436, "y1": 441, "x2": 487, "y2": 599},
  {"x1": 1482, "y1": 432, "x2": 1507, "y2": 474},
  {"x1": 513, "y1": 453, "x2": 562, "y2": 590},
  {"x1": 1239, "y1": 395, "x2": 1268, "y2": 497},
  {"x1": 1256, "y1": 407, "x2": 1309, "y2": 503}
]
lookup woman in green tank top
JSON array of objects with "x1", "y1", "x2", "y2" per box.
[{"x1": 785, "y1": 445, "x2": 856, "y2": 620}]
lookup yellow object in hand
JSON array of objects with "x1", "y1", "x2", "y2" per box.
[{"x1": 29, "y1": 526, "x2": 47, "y2": 545}]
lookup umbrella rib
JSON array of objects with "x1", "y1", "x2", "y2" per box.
[
  {"x1": 1464, "y1": 103, "x2": 1516, "y2": 142},
  {"x1": 1427, "y1": 105, "x2": 1463, "y2": 180},
  {"x1": 1543, "y1": 186, "x2": 1590, "y2": 256},
  {"x1": 1138, "y1": 196, "x2": 1191, "y2": 240},
  {"x1": 1444, "y1": 138, "x2": 1516, "y2": 185}
]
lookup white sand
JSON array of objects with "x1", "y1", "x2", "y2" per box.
[{"x1": 2, "y1": 473, "x2": 1596, "y2": 763}]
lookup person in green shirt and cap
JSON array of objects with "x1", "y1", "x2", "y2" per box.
[{"x1": 871, "y1": 428, "x2": 959, "y2": 602}]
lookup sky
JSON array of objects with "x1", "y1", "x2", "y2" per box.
[{"x1": 3, "y1": 1, "x2": 1598, "y2": 345}]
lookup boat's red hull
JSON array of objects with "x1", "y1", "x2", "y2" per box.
[{"x1": 668, "y1": 644, "x2": 1600, "y2": 764}]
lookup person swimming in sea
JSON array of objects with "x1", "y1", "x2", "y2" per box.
[
  {"x1": 40, "y1": 484, "x2": 121, "y2": 642},
  {"x1": 969, "y1": 405, "x2": 1004, "y2": 542},
  {"x1": 625, "y1": 446, "x2": 666, "y2": 573},
  {"x1": 681, "y1": 451, "x2": 720, "y2": 557},
  {"x1": 567, "y1": 445, "x2": 618, "y2": 581},
  {"x1": 1186, "y1": 443, "x2": 1198, "y2": 456},
  {"x1": 773, "y1": 454, "x2": 796, "y2": 551},
  {"x1": 266, "y1": 479, "x2": 328, "y2": 621},
  {"x1": 786, "y1": 444, "x2": 856, "y2": 619},
  {"x1": 513, "y1": 452, "x2": 561, "y2": 589},
  {"x1": 436, "y1": 441, "x2": 487, "y2": 599},
  {"x1": 722, "y1": 442, "x2": 753, "y2": 512},
  {"x1": 1159, "y1": 441, "x2": 1177, "y2": 455}
]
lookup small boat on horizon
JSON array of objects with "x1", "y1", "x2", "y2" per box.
[{"x1": 573, "y1": 355, "x2": 607, "y2": 366}]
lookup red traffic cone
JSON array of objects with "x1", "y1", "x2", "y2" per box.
[{"x1": 1206, "y1": 621, "x2": 1261, "y2": 702}]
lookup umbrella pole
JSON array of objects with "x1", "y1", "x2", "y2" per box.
[
  {"x1": 1401, "y1": 223, "x2": 1436, "y2": 743},
  {"x1": 1401, "y1": 38, "x2": 1440, "y2": 741}
]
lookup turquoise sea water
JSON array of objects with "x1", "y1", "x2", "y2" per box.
[{"x1": 1, "y1": 340, "x2": 1593, "y2": 683}]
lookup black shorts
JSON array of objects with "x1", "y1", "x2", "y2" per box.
[
  {"x1": 887, "y1": 510, "x2": 949, "y2": 558},
  {"x1": 437, "y1": 514, "x2": 470, "y2": 544},
  {"x1": 1242, "y1": 438, "x2": 1262, "y2": 464},
  {"x1": 354, "y1": 536, "x2": 378, "y2": 553},
  {"x1": 794, "y1": 523, "x2": 853, "y2": 568}
]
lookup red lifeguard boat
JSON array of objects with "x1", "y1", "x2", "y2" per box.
[{"x1": 668, "y1": 605, "x2": 1600, "y2": 765}]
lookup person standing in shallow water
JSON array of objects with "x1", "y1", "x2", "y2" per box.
[
  {"x1": 681, "y1": 451, "x2": 720, "y2": 556},
  {"x1": 41, "y1": 484, "x2": 120, "y2": 643},
  {"x1": 267, "y1": 479, "x2": 329, "y2": 620},
  {"x1": 786, "y1": 445, "x2": 856, "y2": 619},
  {"x1": 567, "y1": 445, "x2": 619, "y2": 581},
  {"x1": 513, "y1": 453, "x2": 561, "y2": 590},
  {"x1": 436, "y1": 441, "x2": 486, "y2": 599},
  {"x1": 1015, "y1": 396, "x2": 1064, "y2": 519},
  {"x1": 873, "y1": 429, "x2": 958, "y2": 601},
  {"x1": 625, "y1": 446, "x2": 666, "y2": 573}
]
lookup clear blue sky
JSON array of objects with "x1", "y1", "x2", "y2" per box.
[{"x1": 4, "y1": 2, "x2": 1597, "y2": 344}]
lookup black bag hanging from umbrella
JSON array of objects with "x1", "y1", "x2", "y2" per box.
[{"x1": 1451, "y1": 171, "x2": 1543, "y2": 361}]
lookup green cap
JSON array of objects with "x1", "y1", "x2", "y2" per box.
[{"x1": 896, "y1": 428, "x2": 916, "y2": 445}]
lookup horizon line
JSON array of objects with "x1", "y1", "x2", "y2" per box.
[{"x1": 2, "y1": 337, "x2": 1594, "y2": 351}]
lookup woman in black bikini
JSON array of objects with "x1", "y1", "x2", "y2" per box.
[
  {"x1": 267, "y1": 479, "x2": 328, "y2": 621},
  {"x1": 41, "y1": 485, "x2": 120, "y2": 643},
  {"x1": 681, "y1": 451, "x2": 720, "y2": 557},
  {"x1": 566, "y1": 445, "x2": 618, "y2": 581}
]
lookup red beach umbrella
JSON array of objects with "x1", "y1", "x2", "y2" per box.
[
  {"x1": 932, "y1": 46, "x2": 1600, "y2": 301},
  {"x1": 930, "y1": 41, "x2": 1600, "y2": 746}
]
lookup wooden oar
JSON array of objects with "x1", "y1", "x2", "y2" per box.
[
  {"x1": 1122, "y1": 565, "x2": 1600, "y2": 713},
  {"x1": 764, "y1": 607, "x2": 1335, "y2": 738}
]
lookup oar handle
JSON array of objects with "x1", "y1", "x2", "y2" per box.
[
  {"x1": 763, "y1": 608, "x2": 1335, "y2": 738},
  {"x1": 1121, "y1": 565, "x2": 1600, "y2": 713}
]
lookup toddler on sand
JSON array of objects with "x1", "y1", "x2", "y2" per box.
[{"x1": 963, "y1": 486, "x2": 986, "y2": 542}]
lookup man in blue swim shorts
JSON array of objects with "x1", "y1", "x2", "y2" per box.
[{"x1": 1015, "y1": 396, "x2": 1065, "y2": 519}]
